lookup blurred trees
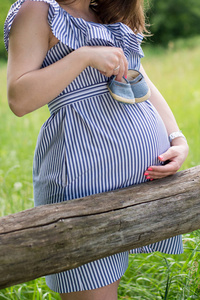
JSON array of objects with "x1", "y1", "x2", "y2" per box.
[
  {"x1": 146, "y1": 0, "x2": 200, "y2": 44},
  {"x1": 0, "y1": 0, "x2": 200, "y2": 60}
]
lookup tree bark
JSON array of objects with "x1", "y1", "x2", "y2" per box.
[{"x1": 0, "y1": 165, "x2": 200, "y2": 289}]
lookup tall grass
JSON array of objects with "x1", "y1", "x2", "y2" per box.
[{"x1": 0, "y1": 39, "x2": 200, "y2": 299}]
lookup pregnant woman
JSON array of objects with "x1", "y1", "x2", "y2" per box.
[{"x1": 4, "y1": 0, "x2": 188, "y2": 299}]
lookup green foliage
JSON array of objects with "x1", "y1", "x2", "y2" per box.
[
  {"x1": 0, "y1": 0, "x2": 14, "y2": 60},
  {"x1": 119, "y1": 232, "x2": 200, "y2": 299},
  {"x1": 0, "y1": 278, "x2": 61, "y2": 300},
  {"x1": 147, "y1": 0, "x2": 200, "y2": 44}
]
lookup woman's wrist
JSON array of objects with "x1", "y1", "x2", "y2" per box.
[{"x1": 75, "y1": 46, "x2": 92, "y2": 69}]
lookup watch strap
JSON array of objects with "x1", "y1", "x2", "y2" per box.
[{"x1": 169, "y1": 131, "x2": 186, "y2": 143}]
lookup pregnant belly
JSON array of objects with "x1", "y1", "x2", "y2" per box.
[
  {"x1": 63, "y1": 99, "x2": 170, "y2": 194},
  {"x1": 33, "y1": 99, "x2": 170, "y2": 203}
]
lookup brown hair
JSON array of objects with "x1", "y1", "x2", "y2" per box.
[{"x1": 56, "y1": 0, "x2": 148, "y2": 34}]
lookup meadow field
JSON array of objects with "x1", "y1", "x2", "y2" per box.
[{"x1": 0, "y1": 39, "x2": 200, "y2": 299}]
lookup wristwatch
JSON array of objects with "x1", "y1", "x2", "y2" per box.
[{"x1": 169, "y1": 131, "x2": 186, "y2": 143}]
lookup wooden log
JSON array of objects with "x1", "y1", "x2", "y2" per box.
[{"x1": 0, "y1": 165, "x2": 200, "y2": 289}]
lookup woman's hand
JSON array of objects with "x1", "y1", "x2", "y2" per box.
[
  {"x1": 86, "y1": 46, "x2": 128, "y2": 81},
  {"x1": 144, "y1": 138, "x2": 189, "y2": 180}
]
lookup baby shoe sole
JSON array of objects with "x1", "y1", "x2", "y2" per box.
[{"x1": 108, "y1": 86, "x2": 135, "y2": 104}]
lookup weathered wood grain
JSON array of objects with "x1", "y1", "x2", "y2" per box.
[{"x1": 0, "y1": 165, "x2": 199, "y2": 289}]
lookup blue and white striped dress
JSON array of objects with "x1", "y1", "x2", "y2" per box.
[{"x1": 4, "y1": 0, "x2": 183, "y2": 294}]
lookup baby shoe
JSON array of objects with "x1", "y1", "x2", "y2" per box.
[
  {"x1": 127, "y1": 69, "x2": 151, "y2": 102},
  {"x1": 107, "y1": 76, "x2": 135, "y2": 104}
]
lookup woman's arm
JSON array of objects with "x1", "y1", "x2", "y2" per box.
[
  {"x1": 7, "y1": 1, "x2": 128, "y2": 117},
  {"x1": 140, "y1": 65, "x2": 189, "y2": 179},
  {"x1": 7, "y1": 1, "x2": 89, "y2": 116}
]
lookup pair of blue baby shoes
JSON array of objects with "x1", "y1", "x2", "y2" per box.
[{"x1": 107, "y1": 69, "x2": 151, "y2": 104}]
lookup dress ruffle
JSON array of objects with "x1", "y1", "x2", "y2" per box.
[{"x1": 4, "y1": 0, "x2": 144, "y2": 58}]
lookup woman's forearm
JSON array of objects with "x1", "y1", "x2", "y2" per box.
[
  {"x1": 7, "y1": 1, "x2": 93, "y2": 117},
  {"x1": 7, "y1": 47, "x2": 90, "y2": 117},
  {"x1": 140, "y1": 64, "x2": 180, "y2": 135}
]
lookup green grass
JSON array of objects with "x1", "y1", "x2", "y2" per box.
[{"x1": 0, "y1": 38, "x2": 200, "y2": 299}]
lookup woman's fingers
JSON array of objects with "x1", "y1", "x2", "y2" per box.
[
  {"x1": 106, "y1": 48, "x2": 127, "y2": 80},
  {"x1": 144, "y1": 143, "x2": 189, "y2": 180},
  {"x1": 115, "y1": 59, "x2": 125, "y2": 81},
  {"x1": 144, "y1": 162, "x2": 179, "y2": 179},
  {"x1": 113, "y1": 65, "x2": 120, "y2": 76},
  {"x1": 89, "y1": 46, "x2": 128, "y2": 80},
  {"x1": 115, "y1": 51, "x2": 128, "y2": 81}
]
